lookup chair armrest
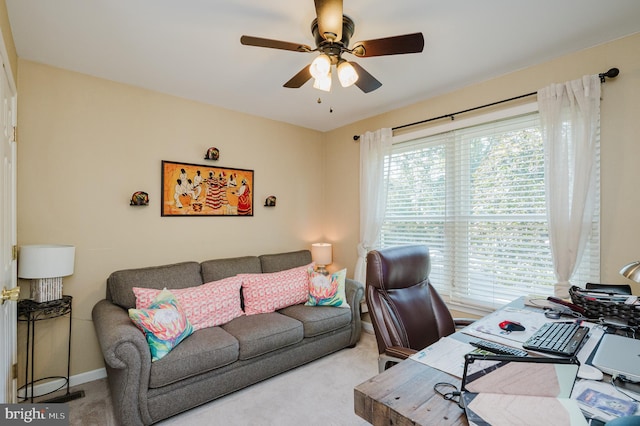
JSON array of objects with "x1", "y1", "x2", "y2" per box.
[
  {"x1": 453, "y1": 318, "x2": 476, "y2": 329},
  {"x1": 377, "y1": 346, "x2": 418, "y2": 372},
  {"x1": 386, "y1": 346, "x2": 418, "y2": 360}
]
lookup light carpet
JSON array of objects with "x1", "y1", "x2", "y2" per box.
[{"x1": 63, "y1": 331, "x2": 378, "y2": 425}]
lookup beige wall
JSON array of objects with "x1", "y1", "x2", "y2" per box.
[
  {"x1": 13, "y1": 27, "x2": 640, "y2": 380},
  {"x1": 325, "y1": 32, "x2": 640, "y2": 294},
  {"x1": 16, "y1": 60, "x2": 325, "y2": 379}
]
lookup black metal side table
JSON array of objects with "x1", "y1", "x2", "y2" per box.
[{"x1": 17, "y1": 295, "x2": 84, "y2": 403}]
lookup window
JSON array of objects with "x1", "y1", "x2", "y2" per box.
[{"x1": 380, "y1": 105, "x2": 600, "y2": 311}]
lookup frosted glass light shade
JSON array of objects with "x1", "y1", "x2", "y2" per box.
[
  {"x1": 311, "y1": 243, "x2": 332, "y2": 266},
  {"x1": 313, "y1": 73, "x2": 332, "y2": 92},
  {"x1": 337, "y1": 60, "x2": 358, "y2": 87},
  {"x1": 309, "y1": 54, "x2": 331, "y2": 79},
  {"x1": 18, "y1": 245, "x2": 75, "y2": 279}
]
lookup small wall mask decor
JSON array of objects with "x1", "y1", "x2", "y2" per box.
[
  {"x1": 205, "y1": 147, "x2": 220, "y2": 161},
  {"x1": 264, "y1": 196, "x2": 277, "y2": 207},
  {"x1": 130, "y1": 191, "x2": 149, "y2": 206}
]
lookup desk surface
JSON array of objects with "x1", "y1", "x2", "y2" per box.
[
  {"x1": 353, "y1": 300, "x2": 539, "y2": 426},
  {"x1": 353, "y1": 298, "x2": 570, "y2": 426},
  {"x1": 354, "y1": 298, "x2": 640, "y2": 426},
  {"x1": 354, "y1": 358, "x2": 467, "y2": 426}
]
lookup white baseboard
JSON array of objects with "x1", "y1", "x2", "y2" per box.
[
  {"x1": 18, "y1": 368, "x2": 107, "y2": 400},
  {"x1": 70, "y1": 368, "x2": 107, "y2": 386},
  {"x1": 362, "y1": 319, "x2": 374, "y2": 334}
]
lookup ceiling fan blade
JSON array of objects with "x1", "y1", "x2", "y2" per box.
[
  {"x1": 314, "y1": 0, "x2": 343, "y2": 41},
  {"x1": 352, "y1": 32, "x2": 424, "y2": 57},
  {"x1": 241, "y1": 35, "x2": 311, "y2": 52},
  {"x1": 350, "y1": 62, "x2": 382, "y2": 93},
  {"x1": 283, "y1": 65, "x2": 312, "y2": 88}
]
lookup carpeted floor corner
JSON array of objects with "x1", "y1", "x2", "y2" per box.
[{"x1": 63, "y1": 331, "x2": 378, "y2": 425}]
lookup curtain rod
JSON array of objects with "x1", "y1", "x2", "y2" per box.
[{"x1": 353, "y1": 67, "x2": 619, "y2": 141}]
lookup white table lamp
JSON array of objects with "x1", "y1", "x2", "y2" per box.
[
  {"x1": 18, "y1": 245, "x2": 75, "y2": 303},
  {"x1": 311, "y1": 243, "x2": 332, "y2": 276}
]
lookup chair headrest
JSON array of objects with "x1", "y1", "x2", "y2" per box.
[{"x1": 366, "y1": 245, "x2": 431, "y2": 291}]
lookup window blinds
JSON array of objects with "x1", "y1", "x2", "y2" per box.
[{"x1": 380, "y1": 111, "x2": 600, "y2": 310}]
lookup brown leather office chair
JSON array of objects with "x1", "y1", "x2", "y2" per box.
[{"x1": 366, "y1": 245, "x2": 473, "y2": 372}]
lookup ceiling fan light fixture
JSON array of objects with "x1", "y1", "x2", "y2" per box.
[
  {"x1": 310, "y1": 54, "x2": 331, "y2": 79},
  {"x1": 337, "y1": 60, "x2": 358, "y2": 87},
  {"x1": 313, "y1": 72, "x2": 332, "y2": 92},
  {"x1": 241, "y1": 5, "x2": 425, "y2": 94}
]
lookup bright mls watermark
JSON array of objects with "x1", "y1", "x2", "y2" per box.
[{"x1": 1, "y1": 404, "x2": 68, "y2": 425}]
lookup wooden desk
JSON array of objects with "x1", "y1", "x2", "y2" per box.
[
  {"x1": 354, "y1": 298, "x2": 529, "y2": 425},
  {"x1": 354, "y1": 296, "x2": 640, "y2": 426},
  {"x1": 354, "y1": 358, "x2": 467, "y2": 426}
]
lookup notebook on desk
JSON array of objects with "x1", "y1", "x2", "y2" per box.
[
  {"x1": 592, "y1": 334, "x2": 640, "y2": 382},
  {"x1": 461, "y1": 353, "x2": 587, "y2": 426}
]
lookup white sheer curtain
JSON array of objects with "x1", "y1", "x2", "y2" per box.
[
  {"x1": 538, "y1": 75, "x2": 600, "y2": 297},
  {"x1": 354, "y1": 128, "x2": 392, "y2": 284}
]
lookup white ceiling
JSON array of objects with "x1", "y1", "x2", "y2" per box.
[{"x1": 6, "y1": 1, "x2": 640, "y2": 132}]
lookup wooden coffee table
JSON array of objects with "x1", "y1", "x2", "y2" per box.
[{"x1": 354, "y1": 357, "x2": 468, "y2": 426}]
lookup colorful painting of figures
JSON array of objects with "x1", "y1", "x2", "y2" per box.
[{"x1": 161, "y1": 161, "x2": 254, "y2": 216}]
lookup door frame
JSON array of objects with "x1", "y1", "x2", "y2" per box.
[{"x1": 0, "y1": 25, "x2": 18, "y2": 403}]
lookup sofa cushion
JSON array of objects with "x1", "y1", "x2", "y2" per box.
[
  {"x1": 259, "y1": 250, "x2": 312, "y2": 273},
  {"x1": 278, "y1": 304, "x2": 352, "y2": 337},
  {"x1": 306, "y1": 268, "x2": 350, "y2": 308},
  {"x1": 149, "y1": 326, "x2": 239, "y2": 388},
  {"x1": 133, "y1": 276, "x2": 244, "y2": 330},
  {"x1": 239, "y1": 263, "x2": 312, "y2": 315},
  {"x1": 107, "y1": 261, "x2": 203, "y2": 309},
  {"x1": 221, "y1": 313, "x2": 303, "y2": 360},
  {"x1": 200, "y1": 256, "x2": 262, "y2": 282},
  {"x1": 128, "y1": 289, "x2": 194, "y2": 362}
]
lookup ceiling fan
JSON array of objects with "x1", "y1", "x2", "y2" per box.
[{"x1": 240, "y1": 0, "x2": 424, "y2": 93}]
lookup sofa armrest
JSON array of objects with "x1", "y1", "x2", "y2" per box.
[
  {"x1": 93, "y1": 299, "x2": 150, "y2": 369},
  {"x1": 92, "y1": 299, "x2": 152, "y2": 426},
  {"x1": 345, "y1": 278, "x2": 364, "y2": 308},
  {"x1": 345, "y1": 278, "x2": 365, "y2": 345}
]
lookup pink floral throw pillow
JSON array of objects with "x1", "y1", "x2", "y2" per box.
[
  {"x1": 133, "y1": 275, "x2": 243, "y2": 330},
  {"x1": 306, "y1": 268, "x2": 350, "y2": 308},
  {"x1": 128, "y1": 289, "x2": 193, "y2": 362},
  {"x1": 239, "y1": 263, "x2": 313, "y2": 315}
]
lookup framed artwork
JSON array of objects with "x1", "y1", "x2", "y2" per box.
[{"x1": 161, "y1": 160, "x2": 254, "y2": 216}]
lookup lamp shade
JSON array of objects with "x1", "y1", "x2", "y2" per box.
[
  {"x1": 311, "y1": 243, "x2": 332, "y2": 266},
  {"x1": 620, "y1": 261, "x2": 640, "y2": 283},
  {"x1": 18, "y1": 245, "x2": 75, "y2": 279}
]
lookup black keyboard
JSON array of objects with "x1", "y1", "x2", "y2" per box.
[
  {"x1": 522, "y1": 322, "x2": 589, "y2": 357},
  {"x1": 470, "y1": 339, "x2": 528, "y2": 357}
]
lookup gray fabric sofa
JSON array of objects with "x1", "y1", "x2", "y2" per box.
[{"x1": 92, "y1": 250, "x2": 364, "y2": 426}]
